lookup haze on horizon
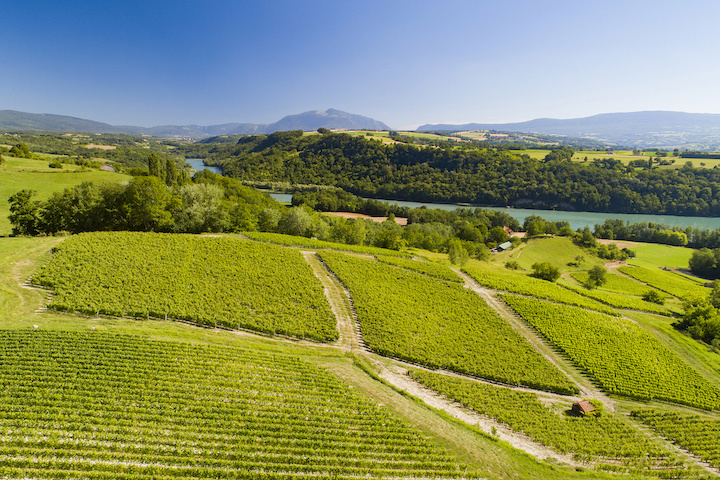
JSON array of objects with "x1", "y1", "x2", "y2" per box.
[{"x1": 2, "y1": 0, "x2": 719, "y2": 131}]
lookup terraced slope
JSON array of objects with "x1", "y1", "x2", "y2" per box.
[
  {"x1": 319, "y1": 251, "x2": 577, "y2": 394},
  {"x1": 503, "y1": 295, "x2": 720, "y2": 410},
  {"x1": 32, "y1": 232, "x2": 337, "y2": 341},
  {"x1": 0, "y1": 330, "x2": 472, "y2": 479}
]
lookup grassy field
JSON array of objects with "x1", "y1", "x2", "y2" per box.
[
  {"x1": 627, "y1": 242, "x2": 696, "y2": 269},
  {"x1": 492, "y1": 236, "x2": 605, "y2": 271},
  {"x1": 341, "y1": 130, "x2": 464, "y2": 144},
  {"x1": 0, "y1": 156, "x2": 130, "y2": 235}
]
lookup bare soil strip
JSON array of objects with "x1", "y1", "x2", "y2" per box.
[
  {"x1": 301, "y1": 251, "x2": 365, "y2": 352},
  {"x1": 451, "y1": 268, "x2": 617, "y2": 406},
  {"x1": 377, "y1": 363, "x2": 585, "y2": 468}
]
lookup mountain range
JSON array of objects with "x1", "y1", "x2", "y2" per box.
[
  {"x1": 0, "y1": 108, "x2": 390, "y2": 139},
  {"x1": 417, "y1": 111, "x2": 720, "y2": 149},
  {"x1": 6, "y1": 108, "x2": 720, "y2": 149}
]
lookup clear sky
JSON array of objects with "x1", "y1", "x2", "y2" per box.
[{"x1": 2, "y1": 0, "x2": 719, "y2": 130}]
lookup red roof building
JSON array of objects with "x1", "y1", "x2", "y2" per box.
[{"x1": 572, "y1": 400, "x2": 596, "y2": 416}]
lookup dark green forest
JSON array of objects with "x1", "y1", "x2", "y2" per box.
[{"x1": 175, "y1": 130, "x2": 720, "y2": 217}]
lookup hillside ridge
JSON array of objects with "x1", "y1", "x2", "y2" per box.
[{"x1": 0, "y1": 108, "x2": 390, "y2": 139}]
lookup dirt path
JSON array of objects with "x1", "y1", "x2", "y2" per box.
[
  {"x1": 452, "y1": 268, "x2": 617, "y2": 412},
  {"x1": 301, "y1": 251, "x2": 365, "y2": 352},
  {"x1": 376, "y1": 363, "x2": 585, "y2": 468}
]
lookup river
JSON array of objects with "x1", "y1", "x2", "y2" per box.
[
  {"x1": 267, "y1": 193, "x2": 720, "y2": 231},
  {"x1": 187, "y1": 157, "x2": 720, "y2": 231},
  {"x1": 185, "y1": 158, "x2": 222, "y2": 175}
]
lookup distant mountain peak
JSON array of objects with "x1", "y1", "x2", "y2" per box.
[{"x1": 263, "y1": 108, "x2": 390, "y2": 133}]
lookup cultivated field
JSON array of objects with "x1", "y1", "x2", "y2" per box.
[
  {"x1": 2, "y1": 230, "x2": 720, "y2": 480},
  {"x1": 33, "y1": 232, "x2": 337, "y2": 341}
]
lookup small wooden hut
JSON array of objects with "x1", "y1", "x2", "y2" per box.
[{"x1": 571, "y1": 400, "x2": 596, "y2": 416}]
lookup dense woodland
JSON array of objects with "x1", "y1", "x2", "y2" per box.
[{"x1": 178, "y1": 130, "x2": 720, "y2": 217}]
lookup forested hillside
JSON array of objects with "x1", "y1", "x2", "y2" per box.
[{"x1": 182, "y1": 130, "x2": 720, "y2": 217}]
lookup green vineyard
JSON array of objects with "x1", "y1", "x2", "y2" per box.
[
  {"x1": 632, "y1": 409, "x2": 720, "y2": 468},
  {"x1": 571, "y1": 272, "x2": 661, "y2": 297},
  {"x1": 618, "y1": 265, "x2": 709, "y2": 299},
  {"x1": 462, "y1": 263, "x2": 618, "y2": 315},
  {"x1": 0, "y1": 330, "x2": 473, "y2": 479},
  {"x1": 565, "y1": 284, "x2": 672, "y2": 315},
  {"x1": 376, "y1": 255, "x2": 462, "y2": 282},
  {"x1": 32, "y1": 232, "x2": 337, "y2": 341},
  {"x1": 320, "y1": 251, "x2": 577, "y2": 394},
  {"x1": 409, "y1": 370, "x2": 697, "y2": 477},
  {"x1": 502, "y1": 295, "x2": 720, "y2": 410},
  {"x1": 243, "y1": 231, "x2": 410, "y2": 257}
]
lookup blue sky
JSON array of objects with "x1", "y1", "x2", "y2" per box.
[{"x1": 2, "y1": 0, "x2": 719, "y2": 129}]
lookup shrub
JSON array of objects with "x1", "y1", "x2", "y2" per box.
[
  {"x1": 585, "y1": 265, "x2": 608, "y2": 289},
  {"x1": 531, "y1": 262, "x2": 560, "y2": 282},
  {"x1": 642, "y1": 289, "x2": 665, "y2": 305}
]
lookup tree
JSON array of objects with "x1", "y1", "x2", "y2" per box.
[
  {"x1": 165, "y1": 158, "x2": 177, "y2": 186},
  {"x1": 585, "y1": 265, "x2": 608, "y2": 289},
  {"x1": 122, "y1": 176, "x2": 178, "y2": 232},
  {"x1": 278, "y1": 206, "x2": 314, "y2": 237},
  {"x1": 8, "y1": 190, "x2": 41, "y2": 236},
  {"x1": 487, "y1": 226, "x2": 509, "y2": 245},
  {"x1": 642, "y1": 289, "x2": 665, "y2": 305},
  {"x1": 447, "y1": 239, "x2": 469, "y2": 266},
  {"x1": 689, "y1": 248, "x2": 720, "y2": 279},
  {"x1": 525, "y1": 220, "x2": 545, "y2": 237},
  {"x1": 9, "y1": 143, "x2": 31, "y2": 158},
  {"x1": 174, "y1": 183, "x2": 227, "y2": 233},
  {"x1": 531, "y1": 262, "x2": 560, "y2": 282},
  {"x1": 148, "y1": 152, "x2": 163, "y2": 178}
]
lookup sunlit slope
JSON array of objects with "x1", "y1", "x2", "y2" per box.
[
  {"x1": 319, "y1": 250, "x2": 577, "y2": 394},
  {"x1": 0, "y1": 156, "x2": 130, "y2": 235},
  {"x1": 33, "y1": 232, "x2": 337, "y2": 341},
  {"x1": 503, "y1": 295, "x2": 720, "y2": 410},
  {"x1": 0, "y1": 330, "x2": 473, "y2": 479}
]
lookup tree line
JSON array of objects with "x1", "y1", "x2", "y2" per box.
[{"x1": 176, "y1": 130, "x2": 720, "y2": 217}]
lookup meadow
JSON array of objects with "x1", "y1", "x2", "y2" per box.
[{"x1": 0, "y1": 156, "x2": 130, "y2": 235}]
